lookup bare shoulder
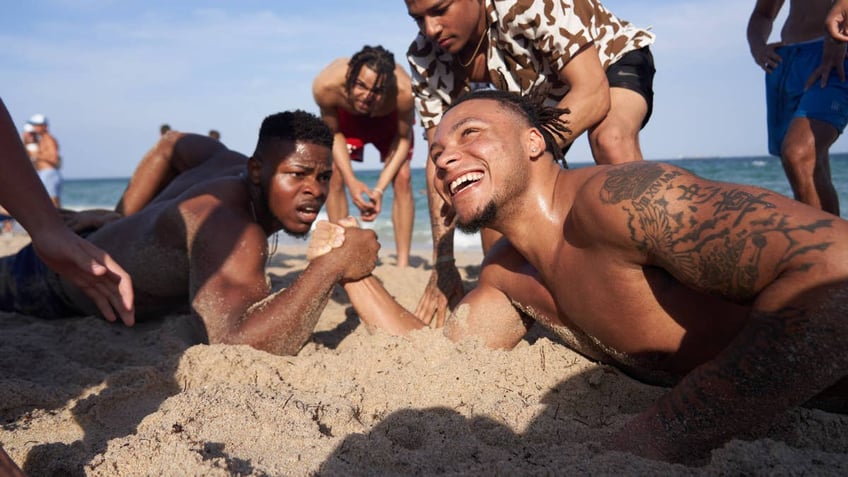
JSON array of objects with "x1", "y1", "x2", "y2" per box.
[
  {"x1": 575, "y1": 161, "x2": 848, "y2": 296},
  {"x1": 312, "y1": 57, "x2": 349, "y2": 105}
]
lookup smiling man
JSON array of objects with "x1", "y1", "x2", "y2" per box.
[
  {"x1": 312, "y1": 45, "x2": 416, "y2": 268},
  {"x1": 404, "y1": 0, "x2": 657, "y2": 327},
  {"x1": 0, "y1": 111, "x2": 380, "y2": 356},
  {"x1": 317, "y1": 90, "x2": 848, "y2": 463}
]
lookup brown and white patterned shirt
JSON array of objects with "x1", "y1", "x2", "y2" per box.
[{"x1": 407, "y1": 0, "x2": 655, "y2": 129}]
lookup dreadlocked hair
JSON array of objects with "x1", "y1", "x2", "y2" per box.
[
  {"x1": 257, "y1": 110, "x2": 333, "y2": 151},
  {"x1": 345, "y1": 45, "x2": 396, "y2": 95},
  {"x1": 449, "y1": 89, "x2": 572, "y2": 167}
]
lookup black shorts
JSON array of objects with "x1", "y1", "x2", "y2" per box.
[{"x1": 606, "y1": 46, "x2": 655, "y2": 128}]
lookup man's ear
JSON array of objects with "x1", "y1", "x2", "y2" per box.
[
  {"x1": 527, "y1": 128, "x2": 546, "y2": 160},
  {"x1": 247, "y1": 157, "x2": 263, "y2": 184}
]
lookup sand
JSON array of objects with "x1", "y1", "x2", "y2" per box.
[{"x1": 1, "y1": 234, "x2": 847, "y2": 476}]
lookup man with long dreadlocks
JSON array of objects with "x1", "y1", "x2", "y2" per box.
[
  {"x1": 312, "y1": 45, "x2": 416, "y2": 268},
  {"x1": 310, "y1": 90, "x2": 848, "y2": 464},
  {"x1": 0, "y1": 111, "x2": 380, "y2": 356}
]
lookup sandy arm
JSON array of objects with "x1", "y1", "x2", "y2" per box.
[
  {"x1": 189, "y1": 212, "x2": 380, "y2": 356},
  {"x1": 586, "y1": 162, "x2": 848, "y2": 462},
  {"x1": 308, "y1": 220, "x2": 531, "y2": 347}
]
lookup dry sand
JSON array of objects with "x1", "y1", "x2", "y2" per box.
[{"x1": 1, "y1": 234, "x2": 846, "y2": 476}]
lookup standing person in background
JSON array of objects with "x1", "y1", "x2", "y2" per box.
[
  {"x1": 747, "y1": 0, "x2": 847, "y2": 216},
  {"x1": 0, "y1": 97, "x2": 134, "y2": 477},
  {"x1": 827, "y1": 0, "x2": 848, "y2": 41},
  {"x1": 312, "y1": 45, "x2": 416, "y2": 268},
  {"x1": 26, "y1": 114, "x2": 62, "y2": 207},
  {"x1": 208, "y1": 129, "x2": 221, "y2": 140},
  {"x1": 404, "y1": 0, "x2": 656, "y2": 325},
  {"x1": 160, "y1": 123, "x2": 171, "y2": 136},
  {"x1": 21, "y1": 122, "x2": 39, "y2": 163}
]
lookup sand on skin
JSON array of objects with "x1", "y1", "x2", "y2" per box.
[{"x1": 0, "y1": 234, "x2": 846, "y2": 476}]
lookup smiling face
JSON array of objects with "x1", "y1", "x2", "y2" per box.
[
  {"x1": 430, "y1": 98, "x2": 536, "y2": 232},
  {"x1": 406, "y1": 0, "x2": 482, "y2": 55},
  {"x1": 253, "y1": 139, "x2": 333, "y2": 238}
]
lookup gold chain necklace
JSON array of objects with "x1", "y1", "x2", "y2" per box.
[{"x1": 459, "y1": 19, "x2": 488, "y2": 68}]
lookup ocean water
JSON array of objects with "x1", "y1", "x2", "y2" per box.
[{"x1": 59, "y1": 154, "x2": 848, "y2": 251}]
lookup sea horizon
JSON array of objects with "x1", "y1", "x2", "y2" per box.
[{"x1": 52, "y1": 153, "x2": 848, "y2": 252}]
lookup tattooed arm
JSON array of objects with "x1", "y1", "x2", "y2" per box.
[{"x1": 591, "y1": 162, "x2": 848, "y2": 463}]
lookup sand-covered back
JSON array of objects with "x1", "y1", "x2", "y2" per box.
[{"x1": 1, "y1": 234, "x2": 846, "y2": 476}]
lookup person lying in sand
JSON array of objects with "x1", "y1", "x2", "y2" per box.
[
  {"x1": 0, "y1": 110, "x2": 380, "y2": 356},
  {"x1": 309, "y1": 90, "x2": 848, "y2": 464}
]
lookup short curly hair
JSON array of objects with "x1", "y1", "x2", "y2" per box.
[{"x1": 257, "y1": 110, "x2": 333, "y2": 151}]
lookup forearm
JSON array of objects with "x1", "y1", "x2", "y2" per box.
[
  {"x1": 746, "y1": 8, "x2": 775, "y2": 55},
  {"x1": 0, "y1": 99, "x2": 65, "y2": 236},
  {"x1": 344, "y1": 275, "x2": 425, "y2": 335},
  {"x1": 618, "y1": 280, "x2": 848, "y2": 462},
  {"x1": 375, "y1": 136, "x2": 410, "y2": 192},
  {"x1": 332, "y1": 136, "x2": 359, "y2": 186},
  {"x1": 555, "y1": 86, "x2": 608, "y2": 149},
  {"x1": 219, "y1": 259, "x2": 343, "y2": 355}
]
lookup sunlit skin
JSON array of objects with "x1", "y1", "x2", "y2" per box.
[
  {"x1": 319, "y1": 96, "x2": 848, "y2": 464},
  {"x1": 54, "y1": 127, "x2": 379, "y2": 356},
  {"x1": 406, "y1": 0, "x2": 651, "y2": 327},
  {"x1": 312, "y1": 51, "x2": 416, "y2": 267}
]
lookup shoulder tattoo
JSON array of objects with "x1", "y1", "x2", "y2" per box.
[{"x1": 598, "y1": 163, "x2": 834, "y2": 300}]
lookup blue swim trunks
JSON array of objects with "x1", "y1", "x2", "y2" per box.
[
  {"x1": 0, "y1": 243, "x2": 81, "y2": 318},
  {"x1": 37, "y1": 167, "x2": 63, "y2": 200},
  {"x1": 766, "y1": 39, "x2": 848, "y2": 156}
]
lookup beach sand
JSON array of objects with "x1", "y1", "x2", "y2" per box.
[{"x1": 1, "y1": 234, "x2": 846, "y2": 476}]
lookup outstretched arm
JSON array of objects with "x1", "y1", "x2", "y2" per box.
[
  {"x1": 0, "y1": 98, "x2": 134, "y2": 325},
  {"x1": 310, "y1": 220, "x2": 530, "y2": 347},
  {"x1": 589, "y1": 162, "x2": 848, "y2": 463},
  {"x1": 116, "y1": 131, "x2": 228, "y2": 215},
  {"x1": 191, "y1": 217, "x2": 380, "y2": 356}
]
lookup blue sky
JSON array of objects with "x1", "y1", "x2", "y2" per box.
[{"x1": 2, "y1": 0, "x2": 844, "y2": 178}]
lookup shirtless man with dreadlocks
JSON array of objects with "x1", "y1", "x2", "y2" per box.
[
  {"x1": 312, "y1": 45, "x2": 416, "y2": 267},
  {"x1": 311, "y1": 89, "x2": 848, "y2": 464}
]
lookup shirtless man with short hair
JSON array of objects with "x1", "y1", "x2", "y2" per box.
[
  {"x1": 312, "y1": 45, "x2": 416, "y2": 267},
  {"x1": 26, "y1": 114, "x2": 62, "y2": 207},
  {"x1": 747, "y1": 0, "x2": 848, "y2": 215},
  {"x1": 315, "y1": 90, "x2": 848, "y2": 463},
  {"x1": 1, "y1": 110, "x2": 380, "y2": 356}
]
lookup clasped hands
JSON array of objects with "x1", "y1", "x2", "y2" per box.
[{"x1": 307, "y1": 217, "x2": 380, "y2": 283}]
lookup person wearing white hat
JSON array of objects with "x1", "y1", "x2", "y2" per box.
[
  {"x1": 26, "y1": 113, "x2": 62, "y2": 207},
  {"x1": 0, "y1": 98, "x2": 134, "y2": 477}
]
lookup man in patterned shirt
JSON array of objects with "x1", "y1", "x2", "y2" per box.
[{"x1": 404, "y1": 0, "x2": 656, "y2": 326}]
